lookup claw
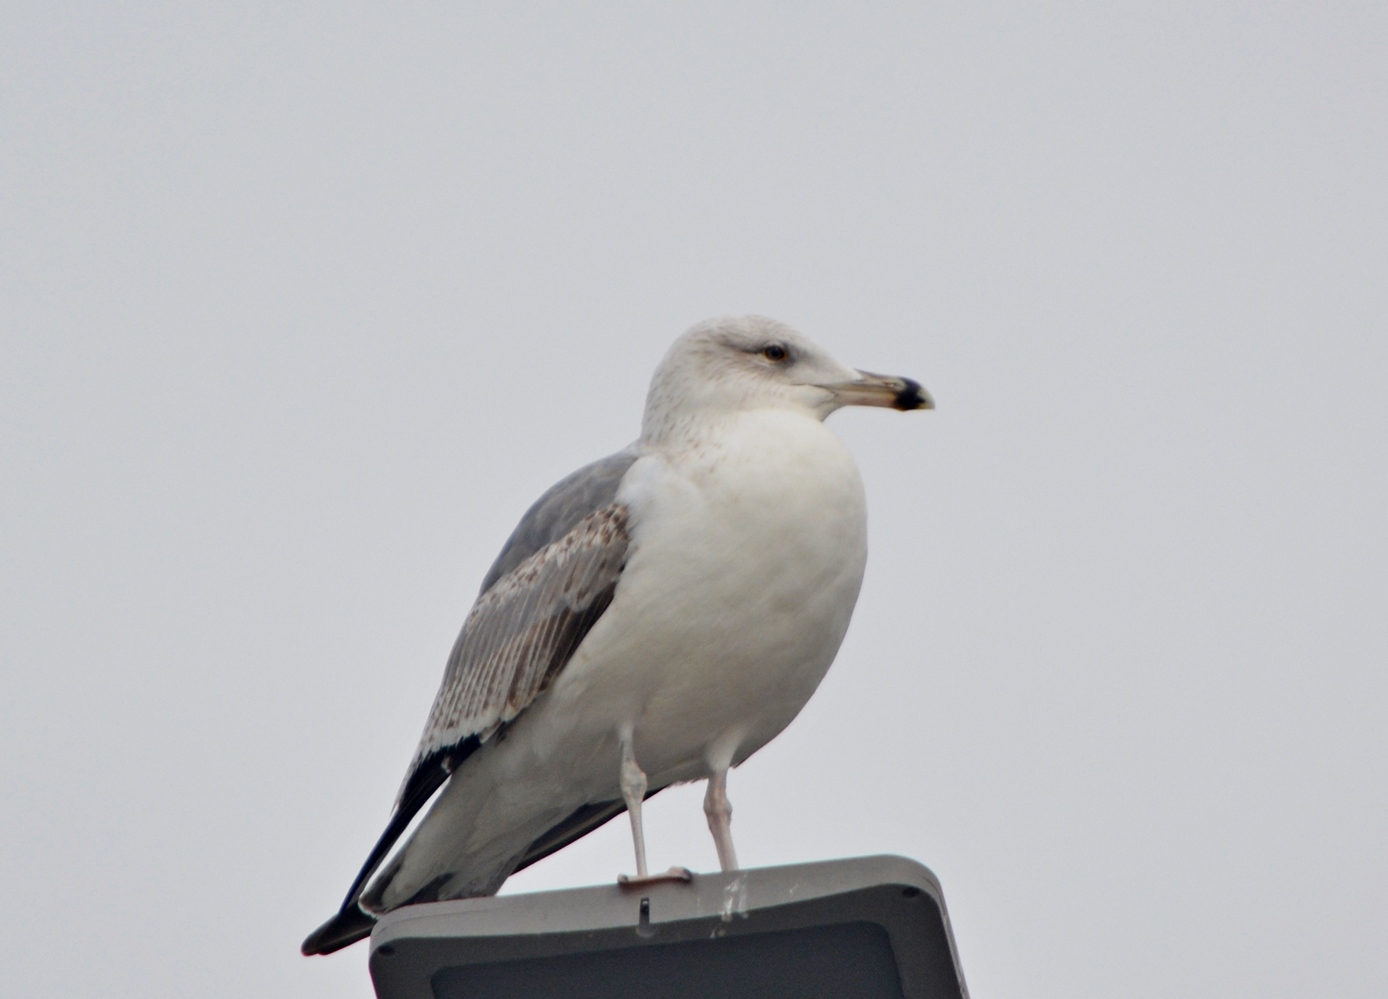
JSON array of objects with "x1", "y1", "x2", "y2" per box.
[{"x1": 618, "y1": 866, "x2": 694, "y2": 887}]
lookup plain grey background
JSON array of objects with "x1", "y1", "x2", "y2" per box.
[{"x1": 2, "y1": 4, "x2": 1384, "y2": 997}]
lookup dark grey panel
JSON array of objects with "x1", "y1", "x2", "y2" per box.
[{"x1": 432, "y1": 921, "x2": 904, "y2": 999}]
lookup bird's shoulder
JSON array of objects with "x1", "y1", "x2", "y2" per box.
[{"x1": 478, "y1": 446, "x2": 643, "y2": 594}]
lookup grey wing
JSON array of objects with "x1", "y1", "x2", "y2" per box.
[
  {"x1": 324, "y1": 455, "x2": 638, "y2": 921},
  {"x1": 479, "y1": 448, "x2": 640, "y2": 593},
  {"x1": 411, "y1": 500, "x2": 630, "y2": 770}
]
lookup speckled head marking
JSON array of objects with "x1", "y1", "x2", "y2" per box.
[{"x1": 641, "y1": 315, "x2": 932, "y2": 443}]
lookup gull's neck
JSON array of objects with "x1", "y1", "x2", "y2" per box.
[{"x1": 640, "y1": 401, "x2": 823, "y2": 450}]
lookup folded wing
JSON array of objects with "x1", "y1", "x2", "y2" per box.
[{"x1": 302, "y1": 453, "x2": 638, "y2": 956}]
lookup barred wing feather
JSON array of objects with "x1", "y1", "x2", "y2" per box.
[
  {"x1": 410, "y1": 502, "x2": 630, "y2": 782},
  {"x1": 328, "y1": 503, "x2": 630, "y2": 919}
]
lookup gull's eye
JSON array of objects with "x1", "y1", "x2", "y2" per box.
[{"x1": 761, "y1": 343, "x2": 789, "y2": 363}]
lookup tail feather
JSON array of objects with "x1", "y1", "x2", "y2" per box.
[{"x1": 301, "y1": 905, "x2": 376, "y2": 956}]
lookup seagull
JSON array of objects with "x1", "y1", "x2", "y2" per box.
[{"x1": 302, "y1": 316, "x2": 932, "y2": 955}]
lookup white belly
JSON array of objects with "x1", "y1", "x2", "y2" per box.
[{"x1": 539, "y1": 407, "x2": 869, "y2": 784}]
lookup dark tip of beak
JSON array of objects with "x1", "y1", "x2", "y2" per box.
[{"x1": 894, "y1": 378, "x2": 934, "y2": 411}]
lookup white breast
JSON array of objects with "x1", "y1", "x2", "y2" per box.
[{"x1": 548, "y1": 407, "x2": 869, "y2": 783}]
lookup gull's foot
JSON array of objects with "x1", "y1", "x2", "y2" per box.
[{"x1": 618, "y1": 866, "x2": 694, "y2": 887}]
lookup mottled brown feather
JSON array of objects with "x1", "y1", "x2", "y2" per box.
[
  {"x1": 402, "y1": 503, "x2": 630, "y2": 801},
  {"x1": 306, "y1": 499, "x2": 633, "y2": 955}
]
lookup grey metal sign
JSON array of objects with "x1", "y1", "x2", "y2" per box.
[{"x1": 368, "y1": 855, "x2": 969, "y2": 999}]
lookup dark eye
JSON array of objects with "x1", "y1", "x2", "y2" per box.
[{"x1": 761, "y1": 343, "x2": 789, "y2": 362}]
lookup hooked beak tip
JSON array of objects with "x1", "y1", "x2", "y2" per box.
[
  {"x1": 820, "y1": 370, "x2": 935, "y2": 412},
  {"x1": 895, "y1": 378, "x2": 934, "y2": 411}
]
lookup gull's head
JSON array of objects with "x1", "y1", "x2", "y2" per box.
[{"x1": 641, "y1": 315, "x2": 932, "y2": 442}]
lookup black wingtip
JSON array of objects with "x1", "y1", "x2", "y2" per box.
[{"x1": 301, "y1": 905, "x2": 376, "y2": 956}]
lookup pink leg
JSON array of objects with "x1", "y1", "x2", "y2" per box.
[
  {"x1": 619, "y1": 734, "x2": 650, "y2": 878},
  {"x1": 704, "y1": 768, "x2": 739, "y2": 872}
]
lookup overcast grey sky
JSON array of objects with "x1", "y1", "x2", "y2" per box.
[{"x1": 2, "y1": 3, "x2": 1384, "y2": 997}]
